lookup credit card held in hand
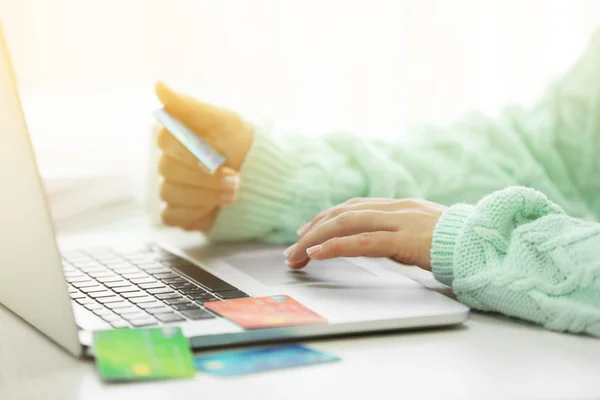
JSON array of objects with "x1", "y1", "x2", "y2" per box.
[
  {"x1": 204, "y1": 295, "x2": 327, "y2": 329},
  {"x1": 153, "y1": 108, "x2": 226, "y2": 174}
]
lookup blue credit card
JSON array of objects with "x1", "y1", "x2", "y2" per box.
[
  {"x1": 194, "y1": 344, "x2": 340, "y2": 377},
  {"x1": 153, "y1": 108, "x2": 226, "y2": 175}
]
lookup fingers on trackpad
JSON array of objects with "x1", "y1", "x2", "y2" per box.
[{"x1": 222, "y1": 251, "x2": 378, "y2": 287}]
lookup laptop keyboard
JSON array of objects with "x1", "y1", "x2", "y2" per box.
[{"x1": 63, "y1": 243, "x2": 249, "y2": 329}]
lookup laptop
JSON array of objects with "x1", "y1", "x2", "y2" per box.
[{"x1": 0, "y1": 25, "x2": 469, "y2": 357}]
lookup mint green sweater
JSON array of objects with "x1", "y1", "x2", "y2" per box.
[{"x1": 210, "y1": 30, "x2": 600, "y2": 337}]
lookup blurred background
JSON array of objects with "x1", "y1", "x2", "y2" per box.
[{"x1": 1, "y1": 0, "x2": 599, "y2": 225}]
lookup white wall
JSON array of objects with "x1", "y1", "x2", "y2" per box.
[{"x1": 1, "y1": 0, "x2": 599, "y2": 211}]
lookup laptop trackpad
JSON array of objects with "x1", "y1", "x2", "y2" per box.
[{"x1": 222, "y1": 250, "x2": 378, "y2": 286}]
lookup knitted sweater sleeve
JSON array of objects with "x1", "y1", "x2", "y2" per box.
[
  {"x1": 431, "y1": 187, "x2": 600, "y2": 337},
  {"x1": 208, "y1": 28, "x2": 600, "y2": 244}
]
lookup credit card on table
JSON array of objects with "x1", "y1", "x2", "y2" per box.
[
  {"x1": 194, "y1": 344, "x2": 340, "y2": 377},
  {"x1": 152, "y1": 108, "x2": 226, "y2": 174},
  {"x1": 92, "y1": 327, "x2": 195, "y2": 381},
  {"x1": 204, "y1": 295, "x2": 327, "y2": 329}
]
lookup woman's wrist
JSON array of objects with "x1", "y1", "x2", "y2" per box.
[
  {"x1": 430, "y1": 204, "x2": 474, "y2": 286},
  {"x1": 208, "y1": 127, "x2": 298, "y2": 242}
]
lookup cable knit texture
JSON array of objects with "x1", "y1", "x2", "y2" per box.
[
  {"x1": 208, "y1": 29, "x2": 600, "y2": 336},
  {"x1": 432, "y1": 188, "x2": 600, "y2": 337}
]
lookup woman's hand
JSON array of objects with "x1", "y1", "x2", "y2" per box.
[
  {"x1": 154, "y1": 82, "x2": 254, "y2": 232},
  {"x1": 283, "y1": 198, "x2": 448, "y2": 271}
]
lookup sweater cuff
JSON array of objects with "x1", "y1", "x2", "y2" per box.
[
  {"x1": 208, "y1": 126, "x2": 297, "y2": 242},
  {"x1": 430, "y1": 204, "x2": 474, "y2": 286}
]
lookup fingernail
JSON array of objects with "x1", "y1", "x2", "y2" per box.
[
  {"x1": 283, "y1": 243, "x2": 297, "y2": 258},
  {"x1": 296, "y1": 222, "x2": 311, "y2": 236},
  {"x1": 306, "y1": 245, "x2": 322, "y2": 256},
  {"x1": 222, "y1": 175, "x2": 239, "y2": 188}
]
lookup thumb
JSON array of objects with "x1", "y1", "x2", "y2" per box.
[{"x1": 155, "y1": 81, "x2": 223, "y2": 138}]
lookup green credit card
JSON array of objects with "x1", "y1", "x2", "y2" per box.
[{"x1": 92, "y1": 327, "x2": 195, "y2": 381}]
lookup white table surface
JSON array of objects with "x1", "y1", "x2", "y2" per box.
[{"x1": 1, "y1": 203, "x2": 599, "y2": 400}]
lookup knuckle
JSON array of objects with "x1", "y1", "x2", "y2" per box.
[
  {"x1": 160, "y1": 209, "x2": 175, "y2": 226},
  {"x1": 157, "y1": 156, "x2": 172, "y2": 176},
  {"x1": 328, "y1": 237, "x2": 342, "y2": 255},
  {"x1": 159, "y1": 182, "x2": 171, "y2": 201},
  {"x1": 399, "y1": 198, "x2": 422, "y2": 208},
  {"x1": 194, "y1": 215, "x2": 213, "y2": 233},
  {"x1": 329, "y1": 206, "x2": 346, "y2": 218},
  {"x1": 358, "y1": 232, "x2": 372, "y2": 247},
  {"x1": 346, "y1": 197, "x2": 366, "y2": 205},
  {"x1": 336, "y1": 211, "x2": 356, "y2": 226}
]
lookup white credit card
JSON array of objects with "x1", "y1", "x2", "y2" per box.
[{"x1": 153, "y1": 108, "x2": 227, "y2": 174}]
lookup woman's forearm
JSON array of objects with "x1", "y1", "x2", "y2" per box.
[{"x1": 431, "y1": 186, "x2": 600, "y2": 337}]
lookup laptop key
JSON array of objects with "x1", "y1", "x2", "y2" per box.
[
  {"x1": 129, "y1": 318, "x2": 158, "y2": 327},
  {"x1": 69, "y1": 292, "x2": 85, "y2": 299},
  {"x1": 84, "y1": 303, "x2": 103, "y2": 311},
  {"x1": 88, "y1": 271, "x2": 114, "y2": 279},
  {"x1": 67, "y1": 285, "x2": 78, "y2": 293},
  {"x1": 112, "y1": 285, "x2": 139, "y2": 293},
  {"x1": 172, "y1": 303, "x2": 202, "y2": 311},
  {"x1": 76, "y1": 266, "x2": 106, "y2": 274},
  {"x1": 169, "y1": 281, "x2": 194, "y2": 288},
  {"x1": 95, "y1": 275, "x2": 122, "y2": 283},
  {"x1": 66, "y1": 276, "x2": 93, "y2": 283},
  {"x1": 105, "y1": 301, "x2": 133, "y2": 309},
  {"x1": 112, "y1": 268, "x2": 140, "y2": 275},
  {"x1": 64, "y1": 271, "x2": 85, "y2": 279},
  {"x1": 110, "y1": 321, "x2": 130, "y2": 329},
  {"x1": 129, "y1": 296, "x2": 156, "y2": 304},
  {"x1": 75, "y1": 297, "x2": 94, "y2": 305},
  {"x1": 122, "y1": 312, "x2": 151, "y2": 320},
  {"x1": 154, "y1": 313, "x2": 185, "y2": 323},
  {"x1": 138, "y1": 282, "x2": 164, "y2": 290},
  {"x1": 129, "y1": 277, "x2": 155, "y2": 285},
  {"x1": 96, "y1": 296, "x2": 123, "y2": 304},
  {"x1": 120, "y1": 291, "x2": 146, "y2": 298},
  {"x1": 145, "y1": 268, "x2": 172, "y2": 275},
  {"x1": 122, "y1": 273, "x2": 149, "y2": 280},
  {"x1": 194, "y1": 298, "x2": 218, "y2": 305},
  {"x1": 181, "y1": 309, "x2": 216, "y2": 320},
  {"x1": 137, "y1": 301, "x2": 166, "y2": 310},
  {"x1": 155, "y1": 292, "x2": 181, "y2": 300},
  {"x1": 72, "y1": 260, "x2": 101, "y2": 268},
  {"x1": 79, "y1": 285, "x2": 107, "y2": 293},
  {"x1": 217, "y1": 290, "x2": 249, "y2": 300},
  {"x1": 188, "y1": 292, "x2": 217, "y2": 300},
  {"x1": 71, "y1": 280, "x2": 99, "y2": 289},
  {"x1": 101, "y1": 313, "x2": 122, "y2": 322},
  {"x1": 186, "y1": 288, "x2": 210, "y2": 295},
  {"x1": 147, "y1": 287, "x2": 172, "y2": 295},
  {"x1": 104, "y1": 262, "x2": 133, "y2": 270},
  {"x1": 152, "y1": 272, "x2": 178, "y2": 280},
  {"x1": 93, "y1": 308, "x2": 112, "y2": 317},
  {"x1": 161, "y1": 277, "x2": 185, "y2": 284},
  {"x1": 88, "y1": 290, "x2": 115, "y2": 298},
  {"x1": 163, "y1": 298, "x2": 190, "y2": 306},
  {"x1": 136, "y1": 261, "x2": 165, "y2": 269},
  {"x1": 113, "y1": 307, "x2": 142, "y2": 316},
  {"x1": 103, "y1": 280, "x2": 130, "y2": 288},
  {"x1": 146, "y1": 307, "x2": 174, "y2": 315}
]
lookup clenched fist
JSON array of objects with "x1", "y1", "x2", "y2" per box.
[{"x1": 154, "y1": 82, "x2": 254, "y2": 232}]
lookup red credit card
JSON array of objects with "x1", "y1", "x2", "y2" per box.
[{"x1": 204, "y1": 295, "x2": 327, "y2": 329}]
